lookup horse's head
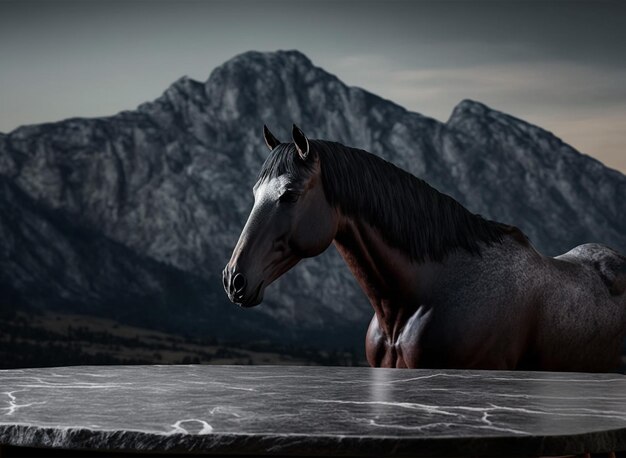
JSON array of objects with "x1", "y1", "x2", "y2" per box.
[{"x1": 223, "y1": 125, "x2": 338, "y2": 307}]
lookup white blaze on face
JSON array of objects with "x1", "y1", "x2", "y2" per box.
[{"x1": 253, "y1": 175, "x2": 291, "y2": 206}]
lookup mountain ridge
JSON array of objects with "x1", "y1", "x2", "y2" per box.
[{"x1": 1, "y1": 49, "x2": 624, "y2": 348}]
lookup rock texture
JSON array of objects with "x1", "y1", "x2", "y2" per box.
[
  {"x1": 0, "y1": 50, "x2": 624, "y2": 345},
  {"x1": 0, "y1": 365, "x2": 625, "y2": 456}
]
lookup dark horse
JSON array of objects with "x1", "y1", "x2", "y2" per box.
[{"x1": 223, "y1": 125, "x2": 626, "y2": 372}]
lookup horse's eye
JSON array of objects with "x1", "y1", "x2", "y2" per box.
[{"x1": 279, "y1": 190, "x2": 300, "y2": 203}]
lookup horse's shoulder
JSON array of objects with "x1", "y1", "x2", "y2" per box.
[{"x1": 555, "y1": 243, "x2": 626, "y2": 295}]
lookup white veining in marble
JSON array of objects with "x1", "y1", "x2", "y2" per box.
[
  {"x1": 0, "y1": 365, "x2": 624, "y2": 457},
  {"x1": 1, "y1": 391, "x2": 47, "y2": 416},
  {"x1": 169, "y1": 419, "x2": 214, "y2": 435}
]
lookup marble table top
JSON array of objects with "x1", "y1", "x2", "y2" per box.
[{"x1": 0, "y1": 365, "x2": 625, "y2": 457}]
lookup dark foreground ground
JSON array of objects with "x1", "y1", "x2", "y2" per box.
[
  {"x1": 0, "y1": 310, "x2": 624, "y2": 372},
  {"x1": 0, "y1": 311, "x2": 364, "y2": 369}
]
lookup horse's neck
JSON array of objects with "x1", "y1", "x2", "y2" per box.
[{"x1": 333, "y1": 215, "x2": 439, "y2": 340}]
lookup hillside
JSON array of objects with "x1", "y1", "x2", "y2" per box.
[{"x1": 1, "y1": 50, "x2": 624, "y2": 348}]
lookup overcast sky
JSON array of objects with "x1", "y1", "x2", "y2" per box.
[{"x1": 1, "y1": 0, "x2": 624, "y2": 173}]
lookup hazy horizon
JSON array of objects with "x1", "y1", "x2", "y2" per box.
[{"x1": 1, "y1": 0, "x2": 625, "y2": 173}]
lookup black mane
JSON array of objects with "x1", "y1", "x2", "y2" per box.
[{"x1": 258, "y1": 140, "x2": 513, "y2": 262}]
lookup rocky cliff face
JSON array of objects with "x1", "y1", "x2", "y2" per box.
[{"x1": 1, "y1": 50, "x2": 624, "y2": 346}]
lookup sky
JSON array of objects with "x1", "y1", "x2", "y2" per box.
[{"x1": 1, "y1": 0, "x2": 625, "y2": 173}]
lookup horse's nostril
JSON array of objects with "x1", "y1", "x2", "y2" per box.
[{"x1": 233, "y1": 273, "x2": 246, "y2": 292}]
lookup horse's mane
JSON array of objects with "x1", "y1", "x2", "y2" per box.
[{"x1": 258, "y1": 140, "x2": 516, "y2": 262}]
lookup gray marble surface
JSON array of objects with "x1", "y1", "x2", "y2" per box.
[{"x1": 0, "y1": 365, "x2": 625, "y2": 456}]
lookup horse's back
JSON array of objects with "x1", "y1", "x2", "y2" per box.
[
  {"x1": 555, "y1": 243, "x2": 626, "y2": 296},
  {"x1": 523, "y1": 243, "x2": 626, "y2": 372}
]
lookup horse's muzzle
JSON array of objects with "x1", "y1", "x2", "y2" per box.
[{"x1": 222, "y1": 266, "x2": 263, "y2": 307}]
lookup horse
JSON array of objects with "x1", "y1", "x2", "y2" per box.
[{"x1": 223, "y1": 124, "x2": 626, "y2": 372}]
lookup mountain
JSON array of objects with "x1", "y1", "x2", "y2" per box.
[{"x1": 1, "y1": 50, "x2": 624, "y2": 349}]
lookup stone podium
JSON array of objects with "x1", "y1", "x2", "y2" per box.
[{"x1": 0, "y1": 365, "x2": 625, "y2": 457}]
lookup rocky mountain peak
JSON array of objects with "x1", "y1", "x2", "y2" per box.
[
  {"x1": 211, "y1": 49, "x2": 317, "y2": 76},
  {"x1": 447, "y1": 98, "x2": 562, "y2": 146},
  {"x1": 448, "y1": 98, "x2": 492, "y2": 120},
  {"x1": 1, "y1": 50, "x2": 624, "y2": 348},
  {"x1": 448, "y1": 98, "x2": 532, "y2": 134}
]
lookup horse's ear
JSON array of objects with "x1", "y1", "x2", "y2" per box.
[
  {"x1": 263, "y1": 125, "x2": 281, "y2": 151},
  {"x1": 292, "y1": 124, "x2": 309, "y2": 160}
]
